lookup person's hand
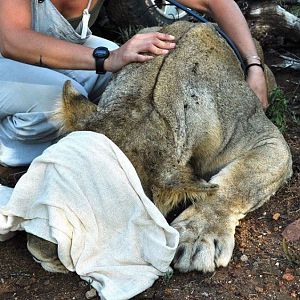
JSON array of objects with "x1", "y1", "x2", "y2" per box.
[
  {"x1": 104, "y1": 32, "x2": 176, "y2": 73},
  {"x1": 246, "y1": 66, "x2": 269, "y2": 110}
]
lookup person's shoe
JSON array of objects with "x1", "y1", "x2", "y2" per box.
[{"x1": 0, "y1": 164, "x2": 28, "y2": 187}]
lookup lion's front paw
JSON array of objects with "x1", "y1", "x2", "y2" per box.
[{"x1": 171, "y1": 207, "x2": 237, "y2": 273}]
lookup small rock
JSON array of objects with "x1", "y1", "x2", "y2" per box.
[
  {"x1": 164, "y1": 288, "x2": 174, "y2": 296},
  {"x1": 85, "y1": 288, "x2": 97, "y2": 299},
  {"x1": 273, "y1": 213, "x2": 280, "y2": 221},
  {"x1": 282, "y1": 219, "x2": 300, "y2": 242},
  {"x1": 0, "y1": 278, "x2": 4, "y2": 284},
  {"x1": 282, "y1": 273, "x2": 294, "y2": 282},
  {"x1": 255, "y1": 287, "x2": 264, "y2": 293},
  {"x1": 201, "y1": 292, "x2": 209, "y2": 297},
  {"x1": 285, "y1": 267, "x2": 293, "y2": 273},
  {"x1": 43, "y1": 280, "x2": 50, "y2": 286},
  {"x1": 290, "y1": 290, "x2": 297, "y2": 298},
  {"x1": 240, "y1": 254, "x2": 248, "y2": 262}
]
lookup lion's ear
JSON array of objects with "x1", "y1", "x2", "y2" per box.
[
  {"x1": 53, "y1": 80, "x2": 97, "y2": 133},
  {"x1": 63, "y1": 80, "x2": 83, "y2": 101}
]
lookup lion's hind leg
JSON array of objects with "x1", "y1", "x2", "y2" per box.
[{"x1": 172, "y1": 136, "x2": 292, "y2": 273}]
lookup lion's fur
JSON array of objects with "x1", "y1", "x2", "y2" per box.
[
  {"x1": 39, "y1": 21, "x2": 292, "y2": 272},
  {"x1": 57, "y1": 22, "x2": 291, "y2": 215}
]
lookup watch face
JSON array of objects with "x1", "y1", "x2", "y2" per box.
[{"x1": 93, "y1": 47, "x2": 109, "y2": 59}]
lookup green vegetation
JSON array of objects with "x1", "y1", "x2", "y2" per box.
[
  {"x1": 163, "y1": 268, "x2": 174, "y2": 283},
  {"x1": 288, "y1": 5, "x2": 300, "y2": 17},
  {"x1": 266, "y1": 87, "x2": 289, "y2": 132},
  {"x1": 116, "y1": 25, "x2": 145, "y2": 44}
]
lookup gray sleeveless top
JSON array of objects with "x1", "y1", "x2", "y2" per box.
[{"x1": 31, "y1": 0, "x2": 92, "y2": 44}]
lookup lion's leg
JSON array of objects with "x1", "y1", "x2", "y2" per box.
[
  {"x1": 27, "y1": 233, "x2": 68, "y2": 274},
  {"x1": 151, "y1": 163, "x2": 219, "y2": 215},
  {"x1": 172, "y1": 137, "x2": 292, "y2": 272}
]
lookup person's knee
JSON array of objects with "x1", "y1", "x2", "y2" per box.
[
  {"x1": 105, "y1": 40, "x2": 119, "y2": 51},
  {"x1": 0, "y1": 72, "x2": 88, "y2": 115},
  {"x1": 85, "y1": 36, "x2": 119, "y2": 51},
  {"x1": 29, "y1": 79, "x2": 88, "y2": 113}
]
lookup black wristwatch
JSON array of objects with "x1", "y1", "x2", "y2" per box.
[{"x1": 93, "y1": 47, "x2": 110, "y2": 74}]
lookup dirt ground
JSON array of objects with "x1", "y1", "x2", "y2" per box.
[{"x1": 0, "y1": 49, "x2": 299, "y2": 300}]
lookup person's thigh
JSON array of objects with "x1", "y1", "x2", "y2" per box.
[
  {"x1": 0, "y1": 58, "x2": 88, "y2": 118},
  {"x1": 0, "y1": 58, "x2": 89, "y2": 166}
]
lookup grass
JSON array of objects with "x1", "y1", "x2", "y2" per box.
[
  {"x1": 289, "y1": 5, "x2": 300, "y2": 17},
  {"x1": 266, "y1": 87, "x2": 289, "y2": 132},
  {"x1": 163, "y1": 268, "x2": 174, "y2": 284},
  {"x1": 115, "y1": 25, "x2": 145, "y2": 44}
]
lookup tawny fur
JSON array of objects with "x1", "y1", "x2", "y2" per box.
[
  {"x1": 33, "y1": 21, "x2": 292, "y2": 273},
  {"x1": 57, "y1": 22, "x2": 289, "y2": 215}
]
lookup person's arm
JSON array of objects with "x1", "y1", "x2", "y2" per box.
[
  {"x1": 177, "y1": 0, "x2": 268, "y2": 109},
  {"x1": 0, "y1": 1, "x2": 97, "y2": 69},
  {"x1": 0, "y1": 0, "x2": 175, "y2": 71}
]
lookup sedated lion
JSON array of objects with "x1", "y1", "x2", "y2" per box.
[{"x1": 28, "y1": 21, "x2": 292, "y2": 273}]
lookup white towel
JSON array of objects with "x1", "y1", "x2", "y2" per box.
[{"x1": 0, "y1": 131, "x2": 179, "y2": 300}]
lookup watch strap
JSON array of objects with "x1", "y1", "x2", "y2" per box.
[{"x1": 95, "y1": 57, "x2": 106, "y2": 74}]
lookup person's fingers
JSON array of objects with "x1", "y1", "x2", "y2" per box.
[
  {"x1": 133, "y1": 32, "x2": 175, "y2": 41},
  {"x1": 132, "y1": 39, "x2": 175, "y2": 54},
  {"x1": 127, "y1": 41, "x2": 171, "y2": 56},
  {"x1": 132, "y1": 32, "x2": 176, "y2": 48},
  {"x1": 145, "y1": 33, "x2": 176, "y2": 50},
  {"x1": 135, "y1": 54, "x2": 154, "y2": 62},
  {"x1": 105, "y1": 32, "x2": 176, "y2": 72},
  {"x1": 122, "y1": 51, "x2": 154, "y2": 63},
  {"x1": 153, "y1": 32, "x2": 176, "y2": 41},
  {"x1": 153, "y1": 38, "x2": 176, "y2": 50},
  {"x1": 147, "y1": 44, "x2": 169, "y2": 55}
]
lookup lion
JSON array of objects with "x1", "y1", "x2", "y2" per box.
[{"x1": 27, "y1": 21, "x2": 292, "y2": 274}]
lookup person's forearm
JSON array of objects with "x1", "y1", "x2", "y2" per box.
[
  {"x1": 205, "y1": 0, "x2": 258, "y2": 60},
  {"x1": 1, "y1": 29, "x2": 95, "y2": 70},
  {"x1": 205, "y1": 0, "x2": 268, "y2": 108},
  {"x1": 177, "y1": 0, "x2": 259, "y2": 60},
  {"x1": 177, "y1": 0, "x2": 268, "y2": 108}
]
